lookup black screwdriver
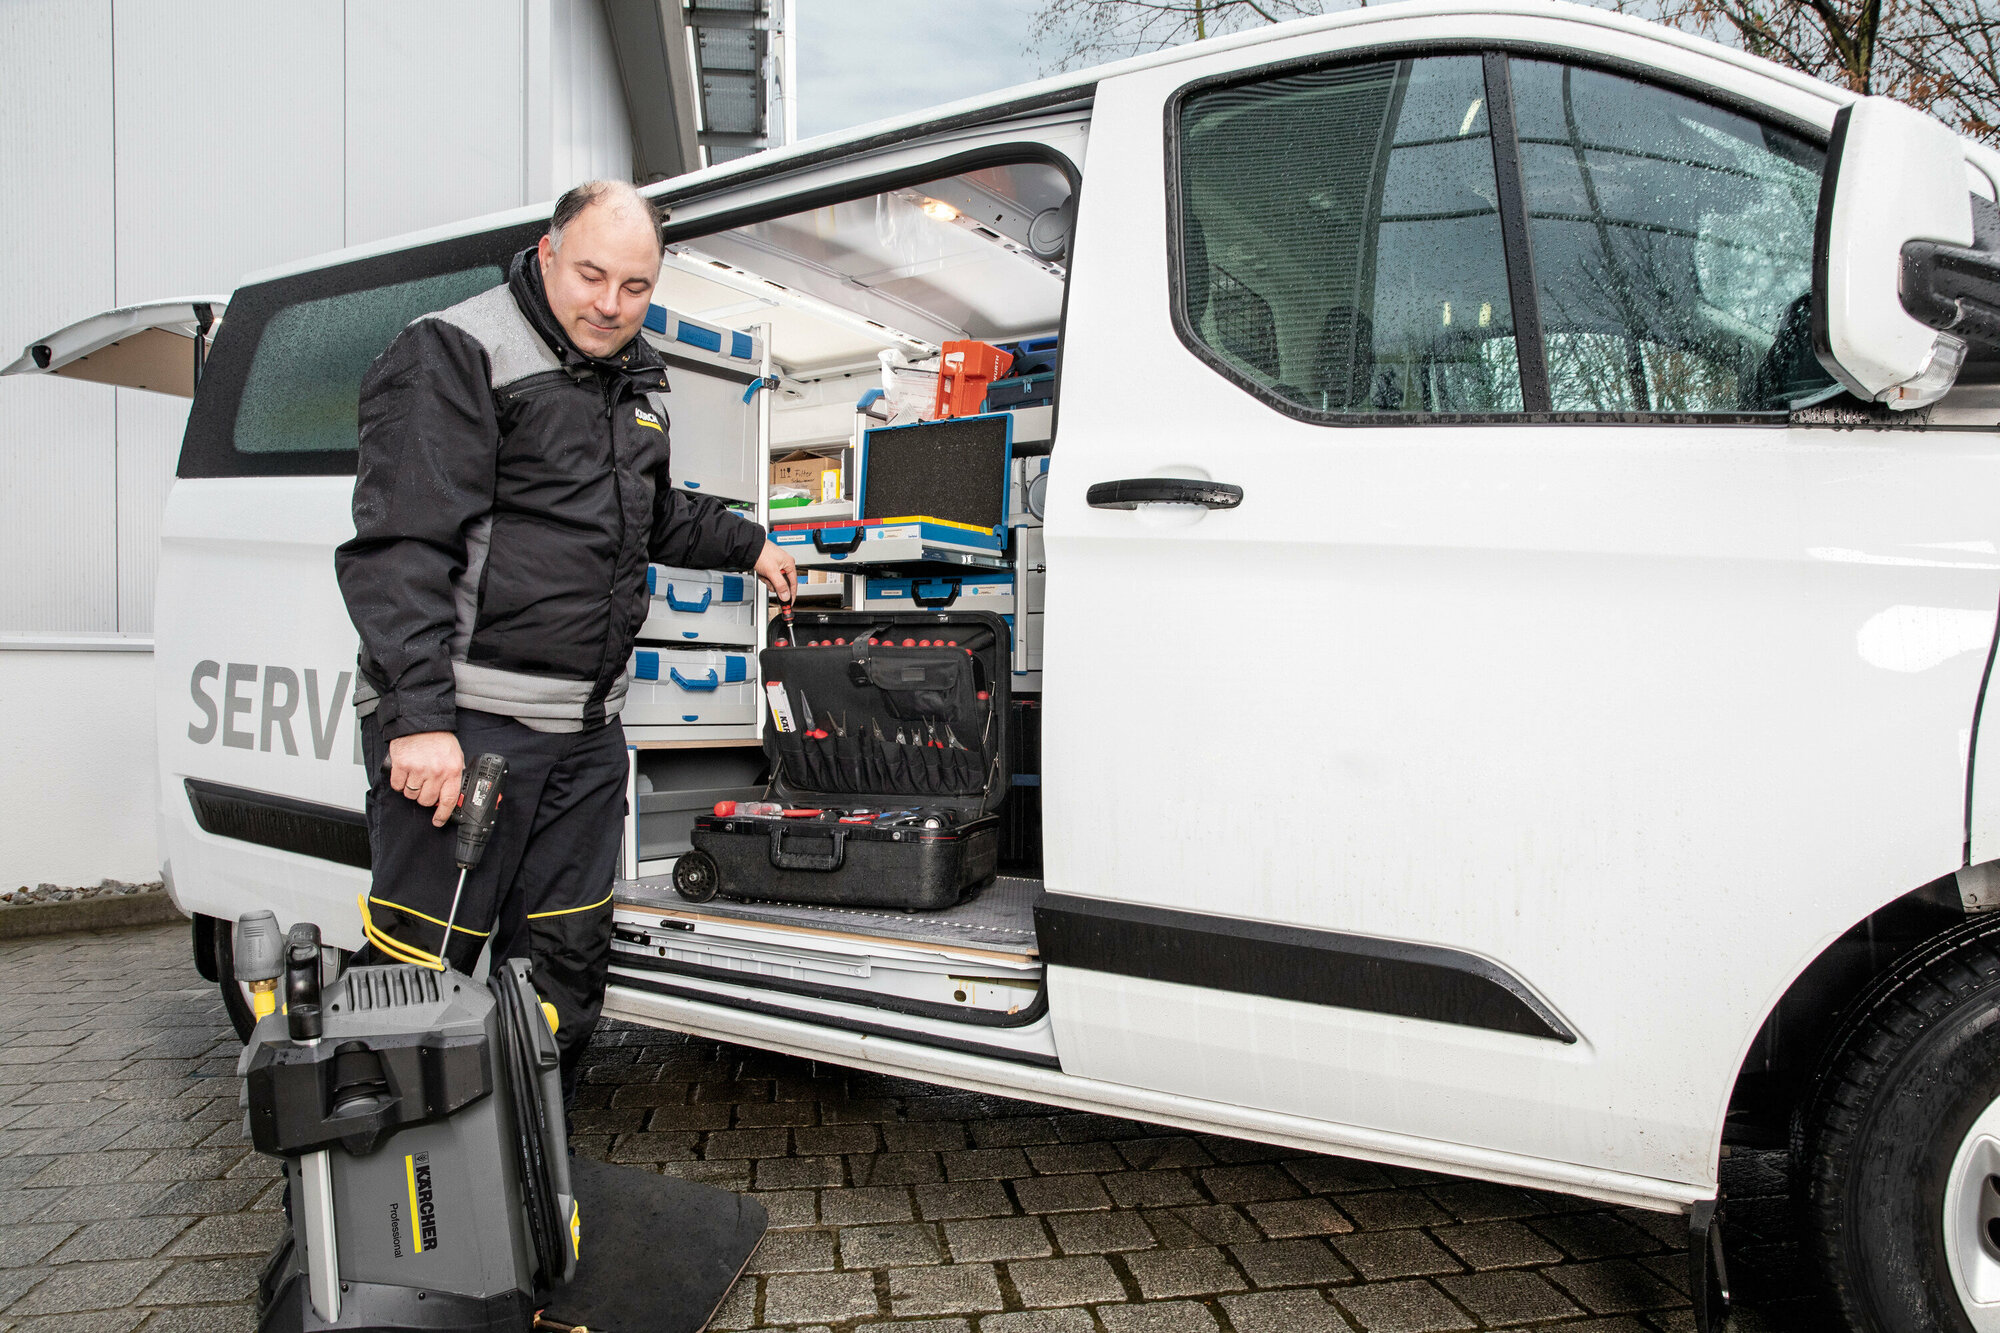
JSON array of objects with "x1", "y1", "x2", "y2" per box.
[{"x1": 437, "y1": 753, "x2": 507, "y2": 968}]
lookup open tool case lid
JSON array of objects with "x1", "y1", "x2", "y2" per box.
[
  {"x1": 856, "y1": 412, "x2": 1013, "y2": 535},
  {"x1": 761, "y1": 607, "x2": 1011, "y2": 819}
]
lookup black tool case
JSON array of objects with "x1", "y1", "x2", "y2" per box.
[{"x1": 682, "y1": 608, "x2": 1011, "y2": 910}]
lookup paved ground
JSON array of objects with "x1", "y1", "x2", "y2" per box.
[{"x1": 0, "y1": 923, "x2": 1829, "y2": 1332}]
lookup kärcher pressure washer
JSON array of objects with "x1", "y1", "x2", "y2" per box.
[{"x1": 233, "y1": 754, "x2": 768, "y2": 1333}]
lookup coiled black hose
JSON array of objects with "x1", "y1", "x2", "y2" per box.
[{"x1": 490, "y1": 970, "x2": 566, "y2": 1290}]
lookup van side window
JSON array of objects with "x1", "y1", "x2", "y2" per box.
[
  {"x1": 1509, "y1": 60, "x2": 1836, "y2": 412},
  {"x1": 233, "y1": 267, "x2": 502, "y2": 455},
  {"x1": 179, "y1": 225, "x2": 537, "y2": 479},
  {"x1": 1175, "y1": 56, "x2": 1523, "y2": 416}
]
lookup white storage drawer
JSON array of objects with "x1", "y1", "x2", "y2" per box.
[
  {"x1": 624, "y1": 647, "x2": 759, "y2": 727},
  {"x1": 1010, "y1": 611, "x2": 1044, "y2": 674},
  {"x1": 1017, "y1": 525, "x2": 1045, "y2": 611},
  {"x1": 638, "y1": 565, "x2": 756, "y2": 645},
  {"x1": 642, "y1": 306, "x2": 764, "y2": 504}
]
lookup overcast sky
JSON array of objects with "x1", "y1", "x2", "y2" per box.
[{"x1": 797, "y1": 0, "x2": 1046, "y2": 140}]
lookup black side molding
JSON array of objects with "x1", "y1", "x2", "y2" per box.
[
  {"x1": 184, "y1": 779, "x2": 371, "y2": 870},
  {"x1": 1034, "y1": 893, "x2": 1577, "y2": 1044}
]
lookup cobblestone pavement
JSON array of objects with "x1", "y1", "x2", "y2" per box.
[{"x1": 0, "y1": 924, "x2": 1830, "y2": 1332}]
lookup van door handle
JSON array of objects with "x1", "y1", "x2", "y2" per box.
[{"x1": 1086, "y1": 478, "x2": 1244, "y2": 510}]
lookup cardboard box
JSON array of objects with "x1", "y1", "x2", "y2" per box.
[{"x1": 770, "y1": 451, "x2": 843, "y2": 501}]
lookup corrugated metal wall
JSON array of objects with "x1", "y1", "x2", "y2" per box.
[
  {"x1": 0, "y1": 1, "x2": 120, "y2": 633},
  {"x1": 0, "y1": 0, "x2": 639, "y2": 634}
]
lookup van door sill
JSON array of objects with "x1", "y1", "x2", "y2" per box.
[{"x1": 611, "y1": 873, "x2": 1043, "y2": 1031}]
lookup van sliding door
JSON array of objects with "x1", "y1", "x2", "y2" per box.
[{"x1": 1042, "y1": 28, "x2": 1993, "y2": 1203}]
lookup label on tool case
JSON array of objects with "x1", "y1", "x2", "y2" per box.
[{"x1": 765, "y1": 682, "x2": 796, "y2": 733}]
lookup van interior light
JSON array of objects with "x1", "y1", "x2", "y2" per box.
[{"x1": 919, "y1": 198, "x2": 962, "y2": 222}]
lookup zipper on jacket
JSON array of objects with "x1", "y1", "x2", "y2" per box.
[{"x1": 600, "y1": 368, "x2": 631, "y2": 691}]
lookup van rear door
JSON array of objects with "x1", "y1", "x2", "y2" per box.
[
  {"x1": 3, "y1": 297, "x2": 228, "y2": 396},
  {"x1": 156, "y1": 231, "x2": 538, "y2": 945}
]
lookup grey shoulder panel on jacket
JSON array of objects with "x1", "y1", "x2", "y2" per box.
[{"x1": 425, "y1": 283, "x2": 562, "y2": 388}]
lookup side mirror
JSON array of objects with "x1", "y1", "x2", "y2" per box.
[{"x1": 1812, "y1": 97, "x2": 1994, "y2": 409}]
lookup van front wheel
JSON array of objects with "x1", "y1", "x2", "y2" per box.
[{"x1": 1802, "y1": 916, "x2": 2000, "y2": 1332}]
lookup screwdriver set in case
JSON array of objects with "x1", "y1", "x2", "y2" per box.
[{"x1": 675, "y1": 608, "x2": 1011, "y2": 911}]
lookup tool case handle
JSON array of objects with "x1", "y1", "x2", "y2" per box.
[
  {"x1": 910, "y1": 578, "x2": 962, "y2": 608},
  {"x1": 769, "y1": 825, "x2": 847, "y2": 871},
  {"x1": 669, "y1": 667, "x2": 720, "y2": 691},
  {"x1": 812, "y1": 526, "x2": 866, "y2": 555},
  {"x1": 662, "y1": 583, "x2": 713, "y2": 613}
]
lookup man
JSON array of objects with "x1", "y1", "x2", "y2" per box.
[{"x1": 336, "y1": 180, "x2": 796, "y2": 1100}]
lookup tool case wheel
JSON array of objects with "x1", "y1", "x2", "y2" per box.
[{"x1": 673, "y1": 850, "x2": 721, "y2": 902}]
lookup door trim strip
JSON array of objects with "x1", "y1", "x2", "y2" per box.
[{"x1": 1034, "y1": 893, "x2": 1577, "y2": 1043}]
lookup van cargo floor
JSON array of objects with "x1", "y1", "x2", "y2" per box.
[{"x1": 615, "y1": 874, "x2": 1043, "y2": 959}]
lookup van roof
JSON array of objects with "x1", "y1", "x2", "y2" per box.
[{"x1": 242, "y1": 0, "x2": 1849, "y2": 288}]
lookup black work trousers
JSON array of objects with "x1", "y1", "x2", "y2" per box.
[{"x1": 354, "y1": 709, "x2": 625, "y2": 1100}]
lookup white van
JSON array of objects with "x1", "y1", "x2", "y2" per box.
[{"x1": 14, "y1": 3, "x2": 2000, "y2": 1328}]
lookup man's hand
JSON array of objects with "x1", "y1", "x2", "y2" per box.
[
  {"x1": 754, "y1": 540, "x2": 799, "y2": 604},
  {"x1": 387, "y1": 731, "x2": 465, "y2": 828}
]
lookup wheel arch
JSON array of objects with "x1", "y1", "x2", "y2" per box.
[{"x1": 1724, "y1": 871, "x2": 1968, "y2": 1147}]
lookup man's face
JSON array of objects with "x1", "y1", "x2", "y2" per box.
[{"x1": 536, "y1": 202, "x2": 660, "y2": 358}]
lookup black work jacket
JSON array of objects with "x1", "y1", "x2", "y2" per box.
[{"x1": 336, "y1": 249, "x2": 764, "y2": 739}]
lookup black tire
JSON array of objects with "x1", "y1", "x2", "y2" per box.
[
  {"x1": 673, "y1": 850, "x2": 721, "y2": 903},
  {"x1": 1800, "y1": 913, "x2": 2000, "y2": 1332},
  {"x1": 203, "y1": 914, "x2": 259, "y2": 1042}
]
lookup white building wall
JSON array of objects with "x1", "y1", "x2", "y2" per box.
[
  {"x1": 344, "y1": 0, "x2": 531, "y2": 242},
  {"x1": 0, "y1": 644, "x2": 161, "y2": 888},
  {"x1": 0, "y1": 1, "x2": 119, "y2": 635},
  {"x1": 549, "y1": 0, "x2": 639, "y2": 191},
  {"x1": 0, "y1": 0, "x2": 640, "y2": 884}
]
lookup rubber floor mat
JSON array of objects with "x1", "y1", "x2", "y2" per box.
[{"x1": 538, "y1": 1155, "x2": 767, "y2": 1332}]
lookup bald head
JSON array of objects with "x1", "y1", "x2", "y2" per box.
[
  {"x1": 548, "y1": 180, "x2": 662, "y2": 257},
  {"x1": 537, "y1": 180, "x2": 664, "y2": 357}
]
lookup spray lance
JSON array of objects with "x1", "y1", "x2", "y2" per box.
[
  {"x1": 232, "y1": 909, "x2": 286, "y2": 1023},
  {"x1": 225, "y1": 917, "x2": 322, "y2": 1035}
]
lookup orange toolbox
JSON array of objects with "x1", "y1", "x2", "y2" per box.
[{"x1": 933, "y1": 340, "x2": 1014, "y2": 419}]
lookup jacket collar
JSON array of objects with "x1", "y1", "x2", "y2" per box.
[{"x1": 507, "y1": 247, "x2": 667, "y2": 392}]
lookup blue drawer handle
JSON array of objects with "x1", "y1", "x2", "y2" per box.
[
  {"x1": 670, "y1": 668, "x2": 720, "y2": 692},
  {"x1": 664, "y1": 584, "x2": 713, "y2": 613}
]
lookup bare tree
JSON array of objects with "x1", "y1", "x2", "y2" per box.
[
  {"x1": 1028, "y1": 0, "x2": 1350, "y2": 74},
  {"x1": 1607, "y1": 0, "x2": 2000, "y2": 142},
  {"x1": 1028, "y1": 0, "x2": 1999, "y2": 139}
]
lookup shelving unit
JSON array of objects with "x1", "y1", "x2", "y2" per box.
[{"x1": 619, "y1": 348, "x2": 1055, "y2": 876}]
